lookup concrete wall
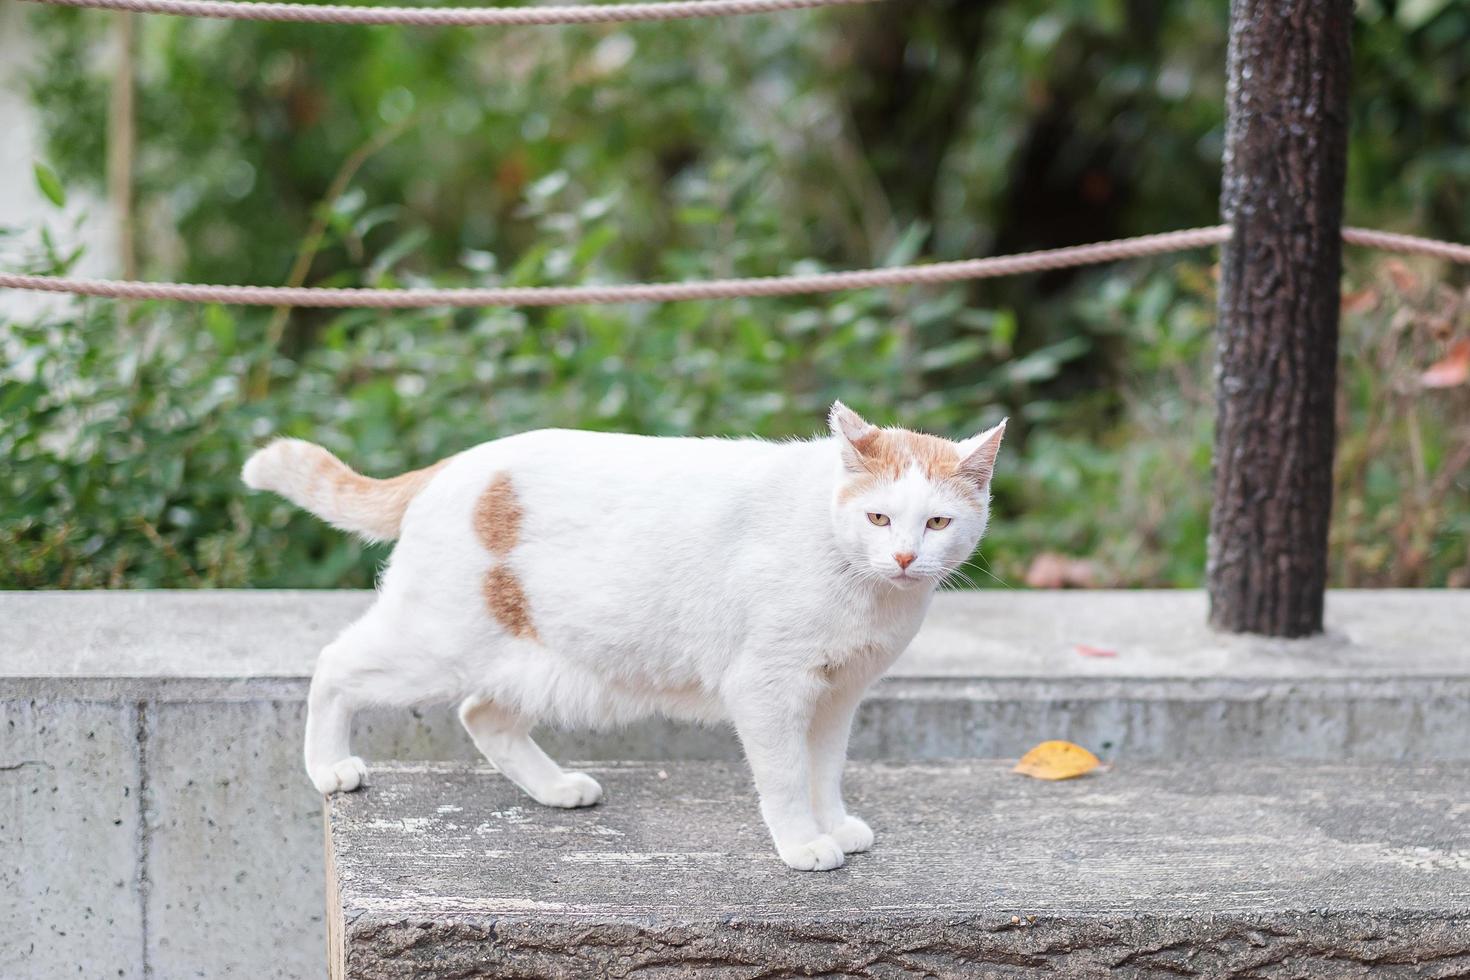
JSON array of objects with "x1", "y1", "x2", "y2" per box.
[{"x1": 3, "y1": 590, "x2": 1468, "y2": 977}]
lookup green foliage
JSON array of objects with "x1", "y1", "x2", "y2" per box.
[
  {"x1": 5, "y1": 1, "x2": 1469, "y2": 589},
  {"x1": 1, "y1": 205, "x2": 1031, "y2": 588},
  {"x1": 1332, "y1": 266, "x2": 1470, "y2": 587}
]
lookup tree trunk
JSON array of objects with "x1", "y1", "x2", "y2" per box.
[
  {"x1": 1207, "y1": 0, "x2": 1352, "y2": 637},
  {"x1": 107, "y1": 12, "x2": 137, "y2": 283}
]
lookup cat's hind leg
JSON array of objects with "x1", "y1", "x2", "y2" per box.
[{"x1": 458, "y1": 698, "x2": 602, "y2": 808}]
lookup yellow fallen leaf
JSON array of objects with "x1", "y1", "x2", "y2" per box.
[{"x1": 1012, "y1": 740, "x2": 1101, "y2": 781}]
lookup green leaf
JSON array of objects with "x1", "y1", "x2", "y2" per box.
[
  {"x1": 33, "y1": 162, "x2": 66, "y2": 208},
  {"x1": 1396, "y1": 0, "x2": 1451, "y2": 29},
  {"x1": 883, "y1": 221, "x2": 930, "y2": 268},
  {"x1": 990, "y1": 310, "x2": 1018, "y2": 354},
  {"x1": 203, "y1": 305, "x2": 237, "y2": 355},
  {"x1": 1005, "y1": 337, "x2": 1092, "y2": 384},
  {"x1": 918, "y1": 338, "x2": 986, "y2": 372},
  {"x1": 367, "y1": 228, "x2": 429, "y2": 282}
]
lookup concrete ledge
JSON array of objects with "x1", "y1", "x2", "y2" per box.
[
  {"x1": 7, "y1": 589, "x2": 1470, "y2": 694},
  {"x1": 5, "y1": 589, "x2": 1469, "y2": 978},
  {"x1": 7, "y1": 589, "x2": 1468, "y2": 764},
  {"x1": 328, "y1": 760, "x2": 1470, "y2": 979}
]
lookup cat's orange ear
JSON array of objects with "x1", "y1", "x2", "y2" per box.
[
  {"x1": 956, "y1": 419, "x2": 1007, "y2": 488},
  {"x1": 828, "y1": 401, "x2": 880, "y2": 472}
]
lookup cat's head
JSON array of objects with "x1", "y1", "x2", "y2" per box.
[{"x1": 827, "y1": 401, "x2": 1005, "y2": 589}]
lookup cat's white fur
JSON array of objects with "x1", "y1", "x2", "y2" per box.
[{"x1": 243, "y1": 403, "x2": 1004, "y2": 871}]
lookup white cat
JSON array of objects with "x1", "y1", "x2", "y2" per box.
[{"x1": 242, "y1": 403, "x2": 1004, "y2": 871}]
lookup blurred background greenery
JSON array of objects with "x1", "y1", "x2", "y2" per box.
[{"x1": 1, "y1": 0, "x2": 1467, "y2": 590}]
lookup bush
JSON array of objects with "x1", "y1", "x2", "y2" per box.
[{"x1": 4, "y1": 1, "x2": 1468, "y2": 589}]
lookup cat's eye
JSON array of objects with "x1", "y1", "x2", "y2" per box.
[
  {"x1": 867, "y1": 513, "x2": 890, "y2": 527},
  {"x1": 927, "y1": 516, "x2": 952, "y2": 530}
]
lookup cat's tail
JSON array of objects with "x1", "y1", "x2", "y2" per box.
[{"x1": 242, "y1": 438, "x2": 447, "y2": 542}]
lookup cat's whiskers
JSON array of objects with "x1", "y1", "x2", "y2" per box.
[
  {"x1": 967, "y1": 552, "x2": 1013, "y2": 589},
  {"x1": 940, "y1": 567, "x2": 979, "y2": 591}
]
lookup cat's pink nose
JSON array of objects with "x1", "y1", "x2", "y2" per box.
[{"x1": 893, "y1": 552, "x2": 916, "y2": 570}]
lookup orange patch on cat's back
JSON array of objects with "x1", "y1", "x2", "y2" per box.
[
  {"x1": 474, "y1": 471, "x2": 522, "y2": 556},
  {"x1": 483, "y1": 565, "x2": 541, "y2": 642},
  {"x1": 473, "y1": 471, "x2": 540, "y2": 641}
]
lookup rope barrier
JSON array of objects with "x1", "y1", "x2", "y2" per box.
[
  {"x1": 0, "y1": 227, "x2": 1232, "y2": 308},
  {"x1": 2, "y1": 226, "x2": 1466, "y2": 309},
  {"x1": 1341, "y1": 227, "x2": 1470, "y2": 266},
  {"x1": 19, "y1": 0, "x2": 877, "y2": 26}
]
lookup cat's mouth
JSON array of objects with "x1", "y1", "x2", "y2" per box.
[{"x1": 886, "y1": 570, "x2": 929, "y2": 587}]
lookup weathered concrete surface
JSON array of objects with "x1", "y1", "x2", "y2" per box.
[
  {"x1": 5, "y1": 589, "x2": 1470, "y2": 978},
  {"x1": 0, "y1": 700, "x2": 145, "y2": 979},
  {"x1": 138, "y1": 699, "x2": 523, "y2": 978},
  {"x1": 331, "y1": 760, "x2": 1470, "y2": 979}
]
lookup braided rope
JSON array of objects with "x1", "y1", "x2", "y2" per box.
[
  {"x1": 1341, "y1": 226, "x2": 1470, "y2": 266},
  {"x1": 0, "y1": 227, "x2": 1232, "y2": 308},
  {"x1": 3, "y1": 225, "x2": 1465, "y2": 309},
  {"x1": 19, "y1": 0, "x2": 877, "y2": 25}
]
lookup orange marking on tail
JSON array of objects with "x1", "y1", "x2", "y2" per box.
[{"x1": 311, "y1": 449, "x2": 448, "y2": 539}]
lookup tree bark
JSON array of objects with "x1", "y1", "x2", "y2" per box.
[
  {"x1": 107, "y1": 12, "x2": 137, "y2": 283},
  {"x1": 1207, "y1": 0, "x2": 1352, "y2": 637}
]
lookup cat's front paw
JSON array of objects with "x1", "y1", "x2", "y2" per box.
[
  {"x1": 310, "y1": 756, "x2": 367, "y2": 795},
  {"x1": 778, "y1": 834, "x2": 846, "y2": 872},
  {"x1": 830, "y1": 815, "x2": 874, "y2": 854},
  {"x1": 533, "y1": 772, "x2": 603, "y2": 808}
]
